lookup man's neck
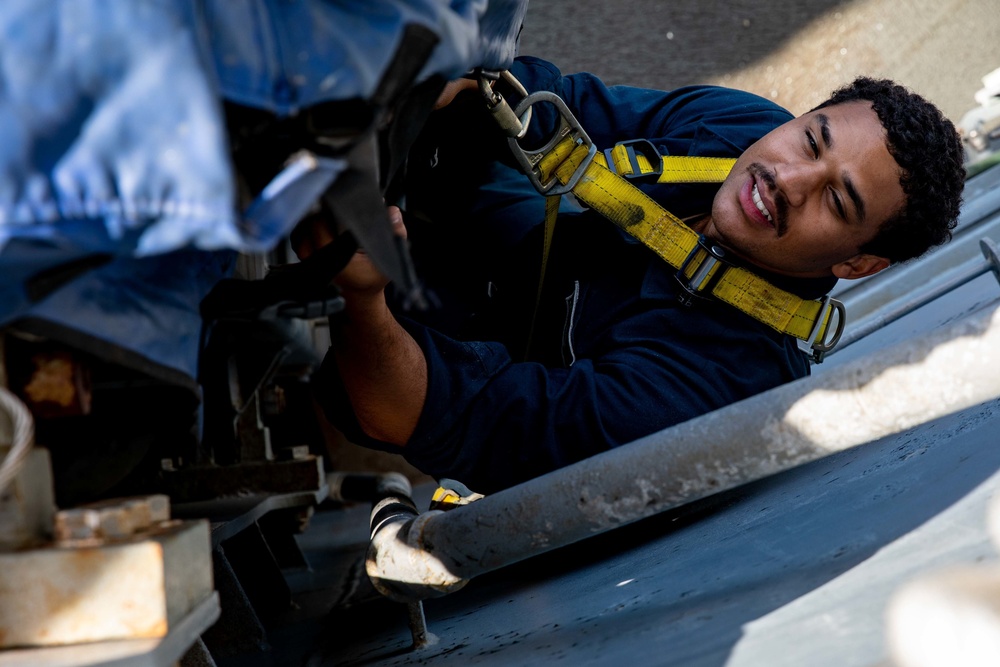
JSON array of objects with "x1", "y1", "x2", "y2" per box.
[{"x1": 684, "y1": 213, "x2": 712, "y2": 231}]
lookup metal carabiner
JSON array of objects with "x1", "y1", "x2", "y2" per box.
[
  {"x1": 507, "y1": 91, "x2": 597, "y2": 196},
  {"x1": 478, "y1": 70, "x2": 532, "y2": 139}
]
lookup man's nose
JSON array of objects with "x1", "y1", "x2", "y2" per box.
[{"x1": 774, "y1": 161, "x2": 822, "y2": 208}]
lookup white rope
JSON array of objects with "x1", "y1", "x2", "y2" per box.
[{"x1": 0, "y1": 386, "x2": 34, "y2": 495}]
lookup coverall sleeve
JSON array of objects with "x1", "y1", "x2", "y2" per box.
[
  {"x1": 510, "y1": 56, "x2": 792, "y2": 157},
  {"x1": 317, "y1": 297, "x2": 803, "y2": 495}
]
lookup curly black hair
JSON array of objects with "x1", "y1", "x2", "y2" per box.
[{"x1": 815, "y1": 77, "x2": 965, "y2": 264}]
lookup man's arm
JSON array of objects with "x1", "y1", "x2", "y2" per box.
[
  {"x1": 296, "y1": 205, "x2": 426, "y2": 446},
  {"x1": 330, "y1": 288, "x2": 426, "y2": 446},
  {"x1": 508, "y1": 56, "x2": 793, "y2": 156}
]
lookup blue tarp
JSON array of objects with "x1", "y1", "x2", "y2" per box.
[{"x1": 0, "y1": 0, "x2": 528, "y2": 379}]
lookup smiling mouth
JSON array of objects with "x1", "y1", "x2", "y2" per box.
[
  {"x1": 746, "y1": 164, "x2": 788, "y2": 236},
  {"x1": 751, "y1": 181, "x2": 774, "y2": 226},
  {"x1": 740, "y1": 173, "x2": 775, "y2": 232}
]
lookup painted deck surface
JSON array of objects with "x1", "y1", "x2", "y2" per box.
[{"x1": 250, "y1": 168, "x2": 1000, "y2": 667}]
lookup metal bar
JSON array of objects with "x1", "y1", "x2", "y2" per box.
[
  {"x1": 837, "y1": 254, "x2": 989, "y2": 350},
  {"x1": 173, "y1": 486, "x2": 328, "y2": 547},
  {"x1": 407, "y1": 602, "x2": 430, "y2": 650},
  {"x1": 327, "y1": 471, "x2": 412, "y2": 503},
  {"x1": 367, "y1": 302, "x2": 1000, "y2": 602},
  {"x1": 831, "y1": 168, "x2": 1000, "y2": 315},
  {"x1": 0, "y1": 592, "x2": 221, "y2": 667},
  {"x1": 835, "y1": 237, "x2": 1000, "y2": 353}
]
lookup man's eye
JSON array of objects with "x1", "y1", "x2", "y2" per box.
[
  {"x1": 806, "y1": 131, "x2": 819, "y2": 158},
  {"x1": 831, "y1": 189, "x2": 847, "y2": 220}
]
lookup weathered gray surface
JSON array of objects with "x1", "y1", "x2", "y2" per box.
[
  {"x1": 519, "y1": 0, "x2": 999, "y2": 121},
  {"x1": 310, "y1": 390, "x2": 1000, "y2": 666}
]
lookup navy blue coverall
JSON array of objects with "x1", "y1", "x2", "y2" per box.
[{"x1": 317, "y1": 56, "x2": 837, "y2": 493}]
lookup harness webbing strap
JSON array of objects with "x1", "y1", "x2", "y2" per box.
[
  {"x1": 538, "y1": 138, "x2": 838, "y2": 346},
  {"x1": 602, "y1": 144, "x2": 735, "y2": 183},
  {"x1": 524, "y1": 193, "x2": 561, "y2": 360}
]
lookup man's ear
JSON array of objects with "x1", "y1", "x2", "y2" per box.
[{"x1": 832, "y1": 253, "x2": 890, "y2": 280}]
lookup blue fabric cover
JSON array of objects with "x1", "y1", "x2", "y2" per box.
[{"x1": 0, "y1": 0, "x2": 528, "y2": 379}]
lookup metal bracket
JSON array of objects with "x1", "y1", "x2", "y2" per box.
[
  {"x1": 507, "y1": 91, "x2": 597, "y2": 196},
  {"x1": 798, "y1": 296, "x2": 846, "y2": 363},
  {"x1": 604, "y1": 139, "x2": 663, "y2": 179},
  {"x1": 980, "y1": 237, "x2": 1000, "y2": 286},
  {"x1": 675, "y1": 236, "x2": 729, "y2": 307}
]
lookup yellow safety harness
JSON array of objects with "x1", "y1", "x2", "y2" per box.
[{"x1": 479, "y1": 74, "x2": 845, "y2": 363}]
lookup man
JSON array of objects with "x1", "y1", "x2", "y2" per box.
[{"x1": 307, "y1": 56, "x2": 965, "y2": 494}]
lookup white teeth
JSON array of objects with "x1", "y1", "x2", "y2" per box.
[{"x1": 752, "y1": 183, "x2": 773, "y2": 223}]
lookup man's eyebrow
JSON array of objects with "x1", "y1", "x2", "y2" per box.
[
  {"x1": 817, "y1": 113, "x2": 832, "y2": 149},
  {"x1": 817, "y1": 112, "x2": 867, "y2": 223}
]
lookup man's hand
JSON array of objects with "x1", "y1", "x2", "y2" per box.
[
  {"x1": 294, "y1": 205, "x2": 425, "y2": 446},
  {"x1": 289, "y1": 207, "x2": 334, "y2": 261},
  {"x1": 333, "y1": 205, "x2": 407, "y2": 299},
  {"x1": 433, "y1": 78, "x2": 479, "y2": 110},
  {"x1": 290, "y1": 205, "x2": 408, "y2": 300}
]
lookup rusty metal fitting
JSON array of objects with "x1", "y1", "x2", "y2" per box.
[
  {"x1": 54, "y1": 494, "x2": 171, "y2": 544},
  {"x1": 366, "y1": 502, "x2": 467, "y2": 604}
]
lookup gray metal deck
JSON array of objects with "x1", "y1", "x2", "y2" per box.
[{"x1": 247, "y1": 149, "x2": 1000, "y2": 667}]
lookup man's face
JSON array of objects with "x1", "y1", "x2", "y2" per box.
[{"x1": 701, "y1": 101, "x2": 905, "y2": 279}]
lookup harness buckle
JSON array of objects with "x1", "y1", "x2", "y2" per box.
[
  {"x1": 676, "y1": 235, "x2": 728, "y2": 306},
  {"x1": 507, "y1": 91, "x2": 597, "y2": 196},
  {"x1": 603, "y1": 139, "x2": 663, "y2": 179},
  {"x1": 797, "y1": 296, "x2": 846, "y2": 363}
]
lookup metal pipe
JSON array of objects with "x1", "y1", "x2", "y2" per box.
[
  {"x1": 835, "y1": 237, "x2": 1000, "y2": 352},
  {"x1": 337, "y1": 470, "x2": 453, "y2": 647},
  {"x1": 367, "y1": 302, "x2": 1000, "y2": 603},
  {"x1": 366, "y1": 496, "x2": 467, "y2": 603}
]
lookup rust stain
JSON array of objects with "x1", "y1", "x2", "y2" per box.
[
  {"x1": 122, "y1": 604, "x2": 170, "y2": 639},
  {"x1": 21, "y1": 350, "x2": 92, "y2": 417},
  {"x1": 24, "y1": 353, "x2": 77, "y2": 406},
  {"x1": 39, "y1": 567, "x2": 82, "y2": 619},
  {"x1": 145, "y1": 619, "x2": 168, "y2": 638},
  {"x1": 68, "y1": 547, "x2": 105, "y2": 571}
]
